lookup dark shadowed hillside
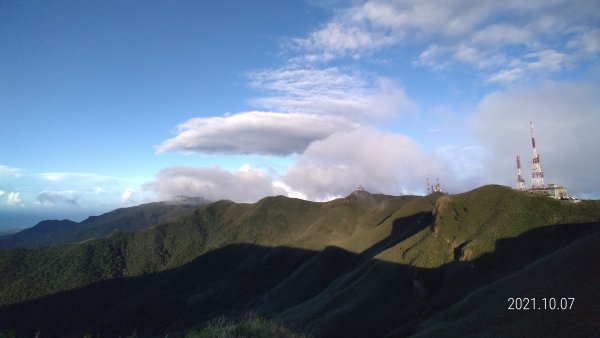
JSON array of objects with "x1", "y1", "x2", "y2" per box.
[{"x1": 0, "y1": 185, "x2": 599, "y2": 337}]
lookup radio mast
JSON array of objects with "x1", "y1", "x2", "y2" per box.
[
  {"x1": 516, "y1": 155, "x2": 526, "y2": 191},
  {"x1": 530, "y1": 121, "x2": 545, "y2": 189}
]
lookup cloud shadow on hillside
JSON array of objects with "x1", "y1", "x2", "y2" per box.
[{"x1": 0, "y1": 221, "x2": 598, "y2": 338}]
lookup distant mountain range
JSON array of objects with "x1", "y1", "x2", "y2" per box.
[
  {"x1": 0, "y1": 196, "x2": 209, "y2": 249},
  {"x1": 0, "y1": 228, "x2": 24, "y2": 237},
  {"x1": 0, "y1": 185, "x2": 598, "y2": 337}
]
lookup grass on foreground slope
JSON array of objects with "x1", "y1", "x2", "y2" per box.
[
  {"x1": 411, "y1": 231, "x2": 600, "y2": 338},
  {"x1": 186, "y1": 313, "x2": 311, "y2": 338},
  {"x1": 264, "y1": 186, "x2": 600, "y2": 337},
  {"x1": 274, "y1": 222, "x2": 600, "y2": 338}
]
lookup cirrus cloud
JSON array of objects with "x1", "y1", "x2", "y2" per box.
[
  {"x1": 297, "y1": 0, "x2": 600, "y2": 83},
  {"x1": 248, "y1": 67, "x2": 416, "y2": 121}
]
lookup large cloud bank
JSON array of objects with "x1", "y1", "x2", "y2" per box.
[{"x1": 145, "y1": 165, "x2": 287, "y2": 202}]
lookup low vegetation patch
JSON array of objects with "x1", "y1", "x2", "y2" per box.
[{"x1": 186, "y1": 314, "x2": 311, "y2": 338}]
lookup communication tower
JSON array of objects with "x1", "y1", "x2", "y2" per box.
[
  {"x1": 516, "y1": 155, "x2": 526, "y2": 191},
  {"x1": 530, "y1": 121, "x2": 546, "y2": 189},
  {"x1": 434, "y1": 176, "x2": 442, "y2": 192},
  {"x1": 426, "y1": 176, "x2": 431, "y2": 194}
]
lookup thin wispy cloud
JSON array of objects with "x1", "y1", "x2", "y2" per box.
[
  {"x1": 37, "y1": 172, "x2": 122, "y2": 184},
  {"x1": 248, "y1": 67, "x2": 416, "y2": 121},
  {"x1": 295, "y1": 0, "x2": 600, "y2": 83},
  {"x1": 0, "y1": 165, "x2": 23, "y2": 177}
]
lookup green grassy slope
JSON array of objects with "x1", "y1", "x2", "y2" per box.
[
  {"x1": 374, "y1": 185, "x2": 600, "y2": 268},
  {"x1": 0, "y1": 191, "x2": 411, "y2": 306},
  {"x1": 268, "y1": 222, "x2": 600, "y2": 337},
  {"x1": 0, "y1": 214, "x2": 208, "y2": 305},
  {"x1": 2, "y1": 222, "x2": 597, "y2": 338},
  {"x1": 186, "y1": 314, "x2": 311, "y2": 338},
  {"x1": 0, "y1": 199, "x2": 206, "y2": 248},
  {"x1": 0, "y1": 185, "x2": 599, "y2": 337},
  {"x1": 269, "y1": 186, "x2": 600, "y2": 337},
  {"x1": 196, "y1": 192, "x2": 420, "y2": 251},
  {"x1": 410, "y1": 231, "x2": 600, "y2": 338}
]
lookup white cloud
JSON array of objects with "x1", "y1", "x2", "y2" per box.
[
  {"x1": 151, "y1": 125, "x2": 493, "y2": 202},
  {"x1": 567, "y1": 28, "x2": 600, "y2": 55},
  {"x1": 7, "y1": 192, "x2": 22, "y2": 206},
  {"x1": 35, "y1": 190, "x2": 79, "y2": 207},
  {"x1": 297, "y1": 0, "x2": 599, "y2": 84},
  {"x1": 485, "y1": 49, "x2": 570, "y2": 84},
  {"x1": 297, "y1": 0, "x2": 493, "y2": 60},
  {"x1": 272, "y1": 181, "x2": 307, "y2": 200},
  {"x1": 415, "y1": 44, "x2": 453, "y2": 70},
  {"x1": 0, "y1": 165, "x2": 23, "y2": 177},
  {"x1": 36, "y1": 172, "x2": 129, "y2": 191},
  {"x1": 283, "y1": 127, "x2": 450, "y2": 200},
  {"x1": 296, "y1": 16, "x2": 398, "y2": 61},
  {"x1": 469, "y1": 24, "x2": 534, "y2": 47},
  {"x1": 525, "y1": 50, "x2": 567, "y2": 71},
  {"x1": 0, "y1": 169, "x2": 149, "y2": 211},
  {"x1": 486, "y1": 68, "x2": 527, "y2": 84},
  {"x1": 295, "y1": 0, "x2": 495, "y2": 60},
  {"x1": 471, "y1": 81, "x2": 600, "y2": 197},
  {"x1": 121, "y1": 189, "x2": 134, "y2": 203},
  {"x1": 145, "y1": 165, "x2": 286, "y2": 203},
  {"x1": 248, "y1": 67, "x2": 415, "y2": 121},
  {"x1": 157, "y1": 111, "x2": 359, "y2": 156}
]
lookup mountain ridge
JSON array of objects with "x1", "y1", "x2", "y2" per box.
[
  {"x1": 0, "y1": 185, "x2": 599, "y2": 337},
  {"x1": 0, "y1": 198, "x2": 209, "y2": 249}
]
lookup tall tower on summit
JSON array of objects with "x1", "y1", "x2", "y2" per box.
[
  {"x1": 434, "y1": 176, "x2": 442, "y2": 192},
  {"x1": 530, "y1": 121, "x2": 545, "y2": 189},
  {"x1": 516, "y1": 155, "x2": 526, "y2": 191}
]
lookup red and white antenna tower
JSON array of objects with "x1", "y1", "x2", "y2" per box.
[
  {"x1": 426, "y1": 176, "x2": 431, "y2": 194},
  {"x1": 516, "y1": 155, "x2": 526, "y2": 191},
  {"x1": 434, "y1": 176, "x2": 442, "y2": 192},
  {"x1": 530, "y1": 121, "x2": 545, "y2": 189}
]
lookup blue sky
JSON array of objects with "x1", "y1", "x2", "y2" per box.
[{"x1": 1, "y1": 0, "x2": 599, "y2": 228}]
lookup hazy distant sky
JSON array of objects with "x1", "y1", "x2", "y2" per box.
[{"x1": 1, "y1": 0, "x2": 599, "y2": 228}]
